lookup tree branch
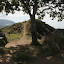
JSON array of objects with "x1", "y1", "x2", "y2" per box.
[{"x1": 33, "y1": 0, "x2": 38, "y2": 15}]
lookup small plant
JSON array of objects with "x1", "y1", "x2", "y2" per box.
[
  {"x1": 12, "y1": 46, "x2": 32, "y2": 62},
  {"x1": 0, "y1": 47, "x2": 10, "y2": 55},
  {"x1": 0, "y1": 47, "x2": 4, "y2": 54},
  {"x1": 6, "y1": 34, "x2": 22, "y2": 41},
  {"x1": 12, "y1": 52, "x2": 31, "y2": 62}
]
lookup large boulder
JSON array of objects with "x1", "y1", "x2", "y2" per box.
[{"x1": 0, "y1": 31, "x2": 8, "y2": 46}]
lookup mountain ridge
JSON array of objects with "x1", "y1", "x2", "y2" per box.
[{"x1": 0, "y1": 19, "x2": 15, "y2": 28}]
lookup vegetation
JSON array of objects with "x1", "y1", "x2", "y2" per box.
[
  {"x1": 12, "y1": 46, "x2": 32, "y2": 62},
  {"x1": 0, "y1": 0, "x2": 64, "y2": 63},
  {"x1": 0, "y1": 20, "x2": 64, "y2": 63},
  {"x1": 26, "y1": 21, "x2": 31, "y2": 36},
  {"x1": 12, "y1": 38, "x2": 64, "y2": 63},
  {"x1": 0, "y1": 20, "x2": 55, "y2": 42},
  {"x1": 1, "y1": 22, "x2": 23, "y2": 34},
  {"x1": 0, "y1": 30, "x2": 8, "y2": 46},
  {"x1": 26, "y1": 20, "x2": 55, "y2": 38},
  {"x1": 0, "y1": 47, "x2": 4, "y2": 55},
  {"x1": 0, "y1": 0, "x2": 64, "y2": 45},
  {"x1": 6, "y1": 34, "x2": 22, "y2": 41},
  {"x1": 0, "y1": 47, "x2": 10, "y2": 55},
  {"x1": 42, "y1": 30, "x2": 64, "y2": 56},
  {"x1": 12, "y1": 45, "x2": 40, "y2": 63},
  {"x1": 0, "y1": 22, "x2": 23, "y2": 41}
]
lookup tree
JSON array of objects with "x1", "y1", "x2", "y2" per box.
[{"x1": 0, "y1": 0, "x2": 64, "y2": 45}]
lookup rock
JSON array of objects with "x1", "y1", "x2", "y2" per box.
[
  {"x1": 0, "y1": 32, "x2": 8, "y2": 46},
  {"x1": 18, "y1": 62, "x2": 23, "y2": 64}
]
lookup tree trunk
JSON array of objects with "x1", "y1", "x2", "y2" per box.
[{"x1": 30, "y1": 15, "x2": 38, "y2": 45}]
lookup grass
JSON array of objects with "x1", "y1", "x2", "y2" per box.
[
  {"x1": 12, "y1": 51, "x2": 32, "y2": 62},
  {"x1": 0, "y1": 22, "x2": 24, "y2": 42},
  {"x1": 6, "y1": 34, "x2": 22, "y2": 41}
]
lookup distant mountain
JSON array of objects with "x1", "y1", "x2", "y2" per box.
[{"x1": 0, "y1": 19, "x2": 15, "y2": 28}]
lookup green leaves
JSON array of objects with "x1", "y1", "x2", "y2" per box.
[
  {"x1": 0, "y1": 0, "x2": 64, "y2": 21},
  {"x1": 0, "y1": 5, "x2": 3, "y2": 12}
]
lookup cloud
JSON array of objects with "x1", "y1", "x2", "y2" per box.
[{"x1": 0, "y1": 10, "x2": 30, "y2": 23}]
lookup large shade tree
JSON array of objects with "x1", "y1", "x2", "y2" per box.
[{"x1": 0, "y1": 0, "x2": 64, "y2": 45}]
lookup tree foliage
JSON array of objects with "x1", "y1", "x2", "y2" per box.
[{"x1": 0, "y1": 0, "x2": 64, "y2": 20}]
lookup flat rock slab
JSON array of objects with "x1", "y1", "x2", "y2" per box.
[{"x1": 0, "y1": 37, "x2": 3, "y2": 39}]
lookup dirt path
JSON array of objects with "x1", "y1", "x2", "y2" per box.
[
  {"x1": 17, "y1": 23, "x2": 31, "y2": 45},
  {"x1": 5, "y1": 23, "x2": 31, "y2": 48},
  {"x1": 23, "y1": 23, "x2": 26, "y2": 38}
]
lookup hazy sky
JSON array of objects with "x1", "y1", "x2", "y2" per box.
[{"x1": 0, "y1": 10, "x2": 64, "y2": 29}]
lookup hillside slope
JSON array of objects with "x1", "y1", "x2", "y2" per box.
[
  {"x1": 26, "y1": 20, "x2": 55, "y2": 38},
  {"x1": 0, "y1": 20, "x2": 55, "y2": 42}
]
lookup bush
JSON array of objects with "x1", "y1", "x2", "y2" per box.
[
  {"x1": 42, "y1": 30, "x2": 64, "y2": 56},
  {"x1": 26, "y1": 22, "x2": 31, "y2": 36},
  {"x1": 12, "y1": 46, "x2": 32, "y2": 62},
  {"x1": 0, "y1": 47, "x2": 10, "y2": 55},
  {"x1": 0, "y1": 47, "x2": 4, "y2": 54},
  {"x1": 12, "y1": 52, "x2": 31, "y2": 62},
  {"x1": 12, "y1": 45, "x2": 40, "y2": 62},
  {"x1": 6, "y1": 34, "x2": 22, "y2": 41}
]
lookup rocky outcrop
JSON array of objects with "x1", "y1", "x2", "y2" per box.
[{"x1": 0, "y1": 32, "x2": 8, "y2": 46}]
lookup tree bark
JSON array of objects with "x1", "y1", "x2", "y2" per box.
[
  {"x1": 30, "y1": 0, "x2": 40, "y2": 45},
  {"x1": 30, "y1": 15, "x2": 38, "y2": 45}
]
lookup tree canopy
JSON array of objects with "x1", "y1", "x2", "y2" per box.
[{"x1": 0, "y1": 0, "x2": 64, "y2": 20}]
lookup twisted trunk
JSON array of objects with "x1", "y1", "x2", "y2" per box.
[
  {"x1": 30, "y1": 0, "x2": 39, "y2": 45},
  {"x1": 30, "y1": 15, "x2": 38, "y2": 45}
]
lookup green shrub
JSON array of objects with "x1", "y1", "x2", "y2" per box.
[
  {"x1": 42, "y1": 30, "x2": 64, "y2": 56},
  {"x1": 26, "y1": 22, "x2": 31, "y2": 36},
  {"x1": 12, "y1": 52, "x2": 31, "y2": 62},
  {"x1": 0, "y1": 47, "x2": 4, "y2": 54},
  {"x1": 12, "y1": 46, "x2": 32, "y2": 62},
  {"x1": 1, "y1": 22, "x2": 23, "y2": 34},
  {"x1": 6, "y1": 34, "x2": 22, "y2": 41},
  {"x1": 0, "y1": 47, "x2": 10, "y2": 55},
  {"x1": 12, "y1": 46, "x2": 40, "y2": 62}
]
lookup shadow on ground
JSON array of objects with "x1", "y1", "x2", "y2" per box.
[{"x1": 0, "y1": 45, "x2": 64, "y2": 64}]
